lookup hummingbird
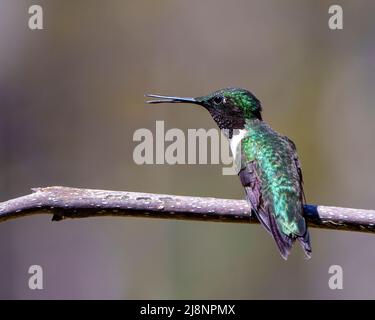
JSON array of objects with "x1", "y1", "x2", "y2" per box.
[{"x1": 146, "y1": 88, "x2": 311, "y2": 259}]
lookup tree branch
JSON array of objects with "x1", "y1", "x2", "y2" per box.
[{"x1": 0, "y1": 186, "x2": 374, "y2": 233}]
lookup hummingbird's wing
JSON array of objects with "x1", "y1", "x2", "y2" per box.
[
  {"x1": 285, "y1": 137, "x2": 306, "y2": 203},
  {"x1": 285, "y1": 137, "x2": 311, "y2": 257},
  {"x1": 239, "y1": 161, "x2": 293, "y2": 259},
  {"x1": 238, "y1": 129, "x2": 311, "y2": 259}
]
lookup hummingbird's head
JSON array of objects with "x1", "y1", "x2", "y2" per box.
[{"x1": 146, "y1": 87, "x2": 262, "y2": 130}]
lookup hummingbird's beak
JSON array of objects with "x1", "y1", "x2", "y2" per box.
[{"x1": 145, "y1": 94, "x2": 199, "y2": 105}]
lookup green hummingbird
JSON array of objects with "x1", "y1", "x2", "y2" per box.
[{"x1": 146, "y1": 88, "x2": 311, "y2": 259}]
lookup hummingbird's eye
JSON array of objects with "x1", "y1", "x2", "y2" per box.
[{"x1": 213, "y1": 96, "x2": 224, "y2": 105}]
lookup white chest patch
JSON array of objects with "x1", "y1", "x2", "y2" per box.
[{"x1": 229, "y1": 129, "x2": 247, "y2": 161}]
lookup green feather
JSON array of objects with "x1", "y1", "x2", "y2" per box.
[{"x1": 242, "y1": 119, "x2": 306, "y2": 237}]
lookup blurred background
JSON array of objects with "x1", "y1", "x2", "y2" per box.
[{"x1": 1, "y1": 0, "x2": 375, "y2": 299}]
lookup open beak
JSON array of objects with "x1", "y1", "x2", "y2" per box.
[{"x1": 145, "y1": 94, "x2": 200, "y2": 105}]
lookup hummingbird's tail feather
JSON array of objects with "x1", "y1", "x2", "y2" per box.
[
  {"x1": 297, "y1": 229, "x2": 312, "y2": 259},
  {"x1": 262, "y1": 208, "x2": 312, "y2": 260},
  {"x1": 240, "y1": 164, "x2": 293, "y2": 260},
  {"x1": 250, "y1": 201, "x2": 293, "y2": 260},
  {"x1": 266, "y1": 209, "x2": 293, "y2": 260}
]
